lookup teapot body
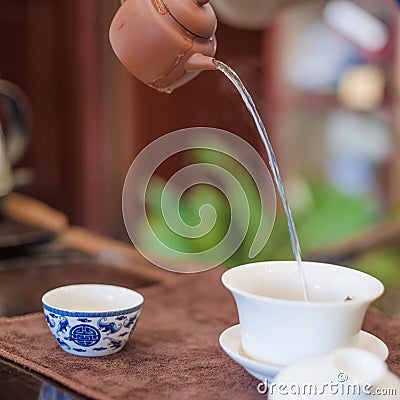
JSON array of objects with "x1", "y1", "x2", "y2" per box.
[{"x1": 110, "y1": 0, "x2": 217, "y2": 93}]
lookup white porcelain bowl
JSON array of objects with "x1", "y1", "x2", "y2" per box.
[
  {"x1": 42, "y1": 284, "x2": 144, "y2": 357},
  {"x1": 269, "y1": 347, "x2": 400, "y2": 400},
  {"x1": 222, "y1": 261, "x2": 384, "y2": 366}
]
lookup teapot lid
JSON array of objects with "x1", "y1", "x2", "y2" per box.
[{"x1": 163, "y1": 0, "x2": 217, "y2": 39}]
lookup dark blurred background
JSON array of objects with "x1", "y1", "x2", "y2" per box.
[{"x1": 0, "y1": 0, "x2": 268, "y2": 236}]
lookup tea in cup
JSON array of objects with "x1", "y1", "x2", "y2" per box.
[{"x1": 222, "y1": 261, "x2": 384, "y2": 366}]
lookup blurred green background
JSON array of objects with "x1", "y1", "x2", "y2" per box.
[{"x1": 138, "y1": 147, "x2": 400, "y2": 316}]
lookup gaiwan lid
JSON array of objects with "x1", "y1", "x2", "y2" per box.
[{"x1": 163, "y1": 0, "x2": 217, "y2": 39}]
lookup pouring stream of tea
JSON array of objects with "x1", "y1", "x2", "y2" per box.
[{"x1": 215, "y1": 60, "x2": 310, "y2": 302}]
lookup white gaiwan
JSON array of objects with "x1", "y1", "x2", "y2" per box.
[{"x1": 269, "y1": 347, "x2": 400, "y2": 399}]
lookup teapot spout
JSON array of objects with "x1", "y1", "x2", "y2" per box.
[{"x1": 184, "y1": 53, "x2": 217, "y2": 72}]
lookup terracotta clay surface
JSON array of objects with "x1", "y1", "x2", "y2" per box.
[{"x1": 109, "y1": 0, "x2": 218, "y2": 93}]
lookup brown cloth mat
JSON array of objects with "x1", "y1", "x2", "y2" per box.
[{"x1": 0, "y1": 268, "x2": 399, "y2": 400}]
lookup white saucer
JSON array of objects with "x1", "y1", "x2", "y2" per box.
[{"x1": 219, "y1": 325, "x2": 389, "y2": 382}]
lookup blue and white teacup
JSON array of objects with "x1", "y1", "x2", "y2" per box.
[{"x1": 42, "y1": 284, "x2": 144, "y2": 357}]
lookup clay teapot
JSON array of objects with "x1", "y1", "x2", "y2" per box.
[{"x1": 109, "y1": 0, "x2": 218, "y2": 93}]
